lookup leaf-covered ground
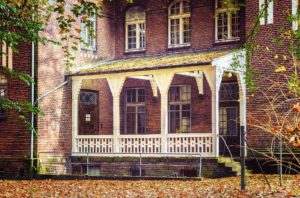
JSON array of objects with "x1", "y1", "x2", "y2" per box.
[{"x1": 0, "y1": 175, "x2": 299, "y2": 197}]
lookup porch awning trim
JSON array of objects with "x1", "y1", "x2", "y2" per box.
[{"x1": 69, "y1": 50, "x2": 232, "y2": 76}]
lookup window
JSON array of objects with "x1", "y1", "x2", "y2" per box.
[
  {"x1": 80, "y1": 91, "x2": 97, "y2": 105},
  {"x1": 219, "y1": 82, "x2": 239, "y2": 102},
  {"x1": 125, "y1": 88, "x2": 146, "y2": 134},
  {"x1": 292, "y1": 0, "x2": 299, "y2": 30},
  {"x1": 0, "y1": 74, "x2": 7, "y2": 119},
  {"x1": 81, "y1": 13, "x2": 96, "y2": 50},
  {"x1": 259, "y1": 0, "x2": 274, "y2": 25},
  {"x1": 125, "y1": 6, "x2": 146, "y2": 51},
  {"x1": 168, "y1": 0, "x2": 191, "y2": 47},
  {"x1": 215, "y1": 0, "x2": 240, "y2": 42},
  {"x1": 219, "y1": 107, "x2": 238, "y2": 136},
  {"x1": 168, "y1": 85, "x2": 191, "y2": 133}
]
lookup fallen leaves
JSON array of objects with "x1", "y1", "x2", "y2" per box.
[
  {"x1": 292, "y1": 103, "x2": 300, "y2": 113},
  {"x1": 0, "y1": 175, "x2": 299, "y2": 197}
]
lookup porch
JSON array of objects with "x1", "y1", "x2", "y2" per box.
[{"x1": 70, "y1": 50, "x2": 246, "y2": 158}]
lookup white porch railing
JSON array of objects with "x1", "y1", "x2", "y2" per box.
[
  {"x1": 76, "y1": 135, "x2": 114, "y2": 153},
  {"x1": 167, "y1": 133, "x2": 213, "y2": 156},
  {"x1": 120, "y1": 135, "x2": 161, "y2": 153},
  {"x1": 74, "y1": 133, "x2": 213, "y2": 157}
]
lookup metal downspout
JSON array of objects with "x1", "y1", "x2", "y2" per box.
[{"x1": 30, "y1": 38, "x2": 35, "y2": 178}]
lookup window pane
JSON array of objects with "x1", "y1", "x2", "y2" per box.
[
  {"x1": 138, "y1": 106, "x2": 146, "y2": 134},
  {"x1": 182, "y1": 110, "x2": 190, "y2": 133},
  {"x1": 180, "y1": 85, "x2": 191, "y2": 101},
  {"x1": 169, "y1": 87, "x2": 180, "y2": 101},
  {"x1": 169, "y1": 110, "x2": 180, "y2": 133},
  {"x1": 231, "y1": 12, "x2": 240, "y2": 38},
  {"x1": 139, "y1": 23, "x2": 146, "y2": 49},
  {"x1": 127, "y1": 89, "x2": 137, "y2": 103},
  {"x1": 217, "y1": 13, "x2": 228, "y2": 40},
  {"x1": 126, "y1": 107, "x2": 136, "y2": 134},
  {"x1": 219, "y1": 108, "x2": 228, "y2": 135},
  {"x1": 80, "y1": 15, "x2": 96, "y2": 49},
  {"x1": 170, "y1": 2, "x2": 180, "y2": 15},
  {"x1": 183, "y1": 17, "x2": 191, "y2": 44},
  {"x1": 219, "y1": 107, "x2": 238, "y2": 136},
  {"x1": 220, "y1": 83, "x2": 239, "y2": 102},
  {"x1": 217, "y1": 0, "x2": 237, "y2": 8},
  {"x1": 183, "y1": 1, "x2": 191, "y2": 13},
  {"x1": 80, "y1": 91, "x2": 97, "y2": 105},
  {"x1": 170, "y1": 19, "x2": 180, "y2": 45},
  {"x1": 227, "y1": 107, "x2": 238, "y2": 136},
  {"x1": 138, "y1": 88, "x2": 145, "y2": 102},
  {"x1": 128, "y1": 24, "x2": 137, "y2": 49}
]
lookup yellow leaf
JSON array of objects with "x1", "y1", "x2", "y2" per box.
[
  {"x1": 265, "y1": 46, "x2": 270, "y2": 51},
  {"x1": 275, "y1": 66, "x2": 286, "y2": 72},
  {"x1": 283, "y1": 55, "x2": 287, "y2": 60},
  {"x1": 274, "y1": 54, "x2": 278, "y2": 59}
]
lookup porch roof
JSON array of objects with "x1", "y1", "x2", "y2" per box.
[{"x1": 70, "y1": 50, "x2": 232, "y2": 76}]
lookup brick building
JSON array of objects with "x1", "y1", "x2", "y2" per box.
[{"x1": 0, "y1": 0, "x2": 299, "y2": 176}]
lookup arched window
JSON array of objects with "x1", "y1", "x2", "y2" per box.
[
  {"x1": 125, "y1": 6, "x2": 146, "y2": 51},
  {"x1": 0, "y1": 74, "x2": 7, "y2": 119},
  {"x1": 168, "y1": 0, "x2": 191, "y2": 47}
]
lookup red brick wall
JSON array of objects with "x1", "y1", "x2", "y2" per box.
[
  {"x1": 0, "y1": 42, "x2": 32, "y2": 175},
  {"x1": 37, "y1": 1, "x2": 116, "y2": 155},
  {"x1": 245, "y1": 0, "x2": 292, "y2": 148},
  {"x1": 114, "y1": 0, "x2": 245, "y2": 59}
]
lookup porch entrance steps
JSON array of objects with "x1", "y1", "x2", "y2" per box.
[{"x1": 217, "y1": 157, "x2": 242, "y2": 176}]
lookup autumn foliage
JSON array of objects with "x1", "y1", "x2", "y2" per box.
[{"x1": 0, "y1": 175, "x2": 299, "y2": 197}]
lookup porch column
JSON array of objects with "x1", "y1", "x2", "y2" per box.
[
  {"x1": 107, "y1": 76, "x2": 126, "y2": 153},
  {"x1": 237, "y1": 72, "x2": 247, "y2": 156},
  {"x1": 72, "y1": 78, "x2": 82, "y2": 153},
  {"x1": 212, "y1": 68, "x2": 223, "y2": 157},
  {"x1": 153, "y1": 73, "x2": 174, "y2": 153}
]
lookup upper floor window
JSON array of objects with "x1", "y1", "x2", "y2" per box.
[
  {"x1": 292, "y1": 0, "x2": 299, "y2": 30},
  {"x1": 125, "y1": 88, "x2": 146, "y2": 134},
  {"x1": 0, "y1": 74, "x2": 7, "y2": 119},
  {"x1": 168, "y1": 0, "x2": 191, "y2": 48},
  {"x1": 81, "y1": 13, "x2": 96, "y2": 50},
  {"x1": 169, "y1": 85, "x2": 191, "y2": 133},
  {"x1": 215, "y1": 0, "x2": 240, "y2": 42},
  {"x1": 125, "y1": 6, "x2": 146, "y2": 52}
]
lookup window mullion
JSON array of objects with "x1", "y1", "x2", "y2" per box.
[
  {"x1": 180, "y1": 104, "x2": 183, "y2": 132},
  {"x1": 136, "y1": 23, "x2": 140, "y2": 49},
  {"x1": 135, "y1": 106, "x2": 138, "y2": 134},
  {"x1": 228, "y1": 13, "x2": 232, "y2": 40},
  {"x1": 180, "y1": 18, "x2": 183, "y2": 45}
]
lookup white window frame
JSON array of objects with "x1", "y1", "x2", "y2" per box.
[
  {"x1": 259, "y1": 0, "x2": 274, "y2": 25},
  {"x1": 0, "y1": 74, "x2": 7, "y2": 99},
  {"x1": 125, "y1": 7, "x2": 146, "y2": 52},
  {"x1": 80, "y1": 14, "x2": 97, "y2": 50},
  {"x1": 168, "y1": 85, "x2": 191, "y2": 133},
  {"x1": 168, "y1": 0, "x2": 191, "y2": 48},
  {"x1": 292, "y1": 0, "x2": 299, "y2": 30},
  {"x1": 215, "y1": 0, "x2": 240, "y2": 42},
  {"x1": 125, "y1": 88, "x2": 146, "y2": 134},
  {"x1": 125, "y1": 21, "x2": 146, "y2": 52},
  {"x1": 0, "y1": 75, "x2": 7, "y2": 118}
]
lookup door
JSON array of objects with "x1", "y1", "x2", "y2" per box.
[
  {"x1": 219, "y1": 82, "x2": 240, "y2": 156},
  {"x1": 78, "y1": 90, "x2": 99, "y2": 135},
  {"x1": 219, "y1": 106, "x2": 240, "y2": 156}
]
